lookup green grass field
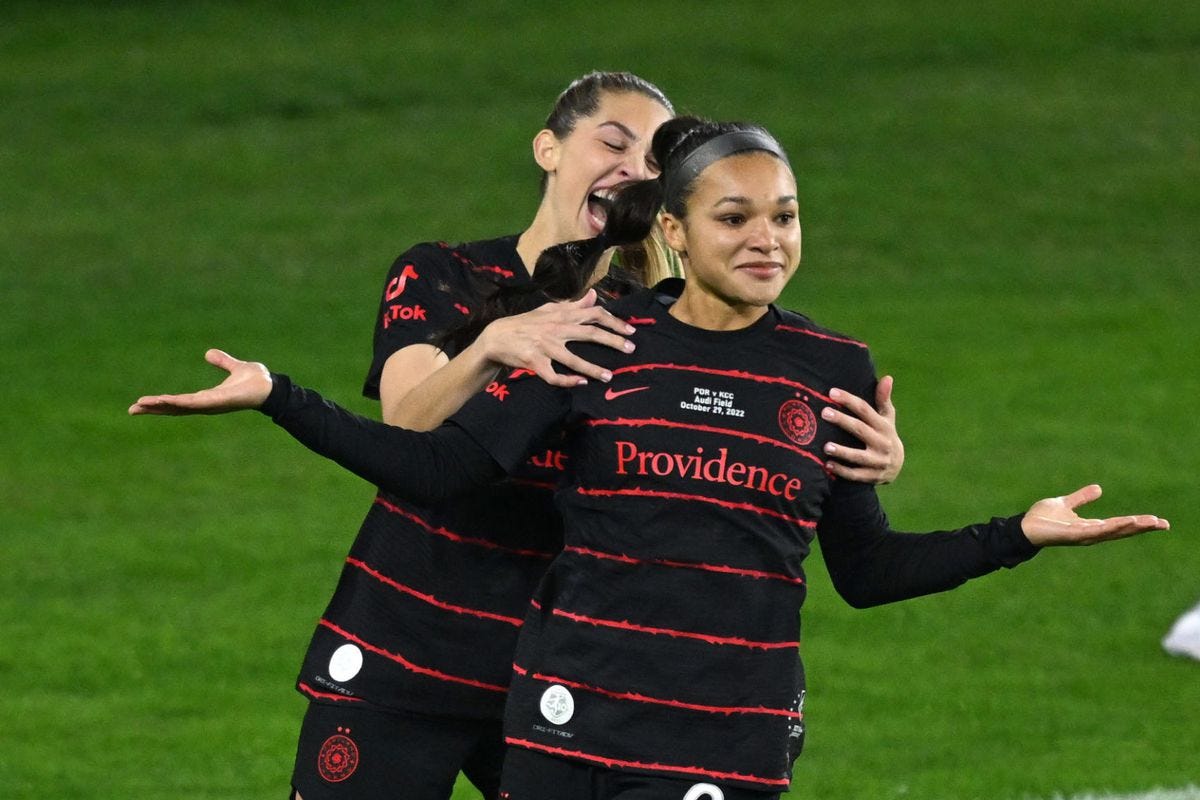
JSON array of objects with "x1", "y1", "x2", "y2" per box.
[{"x1": 2, "y1": 2, "x2": 1198, "y2": 798}]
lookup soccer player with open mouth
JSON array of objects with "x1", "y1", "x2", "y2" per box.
[{"x1": 127, "y1": 117, "x2": 1157, "y2": 799}]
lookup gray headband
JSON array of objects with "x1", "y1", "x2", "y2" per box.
[{"x1": 662, "y1": 130, "x2": 790, "y2": 209}]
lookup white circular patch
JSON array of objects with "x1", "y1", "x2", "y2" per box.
[
  {"x1": 538, "y1": 684, "x2": 574, "y2": 725},
  {"x1": 682, "y1": 784, "x2": 724, "y2": 800},
  {"x1": 328, "y1": 644, "x2": 363, "y2": 682}
]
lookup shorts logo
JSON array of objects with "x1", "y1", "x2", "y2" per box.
[
  {"x1": 778, "y1": 399, "x2": 817, "y2": 446},
  {"x1": 539, "y1": 684, "x2": 574, "y2": 725},
  {"x1": 328, "y1": 644, "x2": 363, "y2": 682},
  {"x1": 683, "y1": 784, "x2": 724, "y2": 800},
  {"x1": 317, "y1": 727, "x2": 359, "y2": 783}
]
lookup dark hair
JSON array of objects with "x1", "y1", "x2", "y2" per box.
[
  {"x1": 539, "y1": 71, "x2": 674, "y2": 192},
  {"x1": 436, "y1": 245, "x2": 641, "y2": 356}
]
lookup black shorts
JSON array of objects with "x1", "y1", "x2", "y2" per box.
[
  {"x1": 291, "y1": 700, "x2": 504, "y2": 800},
  {"x1": 498, "y1": 747, "x2": 781, "y2": 800}
]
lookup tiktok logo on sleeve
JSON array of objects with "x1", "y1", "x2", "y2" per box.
[
  {"x1": 384, "y1": 263, "x2": 419, "y2": 300},
  {"x1": 380, "y1": 263, "x2": 427, "y2": 329}
]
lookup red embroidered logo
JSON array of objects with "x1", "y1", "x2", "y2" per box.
[
  {"x1": 385, "y1": 264, "x2": 419, "y2": 300},
  {"x1": 485, "y1": 381, "x2": 510, "y2": 401},
  {"x1": 381, "y1": 303, "x2": 427, "y2": 329},
  {"x1": 604, "y1": 386, "x2": 649, "y2": 401},
  {"x1": 778, "y1": 399, "x2": 817, "y2": 446},
  {"x1": 317, "y1": 727, "x2": 359, "y2": 783}
]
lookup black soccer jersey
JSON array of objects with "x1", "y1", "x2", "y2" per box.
[
  {"x1": 295, "y1": 235, "x2": 566, "y2": 720},
  {"x1": 264, "y1": 281, "x2": 1038, "y2": 790}
]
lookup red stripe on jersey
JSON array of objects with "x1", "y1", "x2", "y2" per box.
[
  {"x1": 318, "y1": 619, "x2": 509, "y2": 693},
  {"x1": 550, "y1": 607, "x2": 798, "y2": 650},
  {"x1": 774, "y1": 323, "x2": 867, "y2": 348},
  {"x1": 440, "y1": 242, "x2": 517, "y2": 279},
  {"x1": 625, "y1": 316, "x2": 657, "y2": 325},
  {"x1": 575, "y1": 486, "x2": 818, "y2": 529},
  {"x1": 373, "y1": 496, "x2": 555, "y2": 559},
  {"x1": 346, "y1": 557, "x2": 524, "y2": 627},
  {"x1": 587, "y1": 417, "x2": 826, "y2": 470},
  {"x1": 515, "y1": 665, "x2": 800, "y2": 718},
  {"x1": 505, "y1": 738, "x2": 791, "y2": 788},
  {"x1": 471, "y1": 264, "x2": 516, "y2": 279},
  {"x1": 563, "y1": 545, "x2": 804, "y2": 585},
  {"x1": 610, "y1": 362, "x2": 833, "y2": 404},
  {"x1": 298, "y1": 682, "x2": 362, "y2": 703}
]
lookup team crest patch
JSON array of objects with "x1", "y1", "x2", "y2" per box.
[
  {"x1": 317, "y1": 727, "x2": 359, "y2": 783},
  {"x1": 778, "y1": 399, "x2": 817, "y2": 446},
  {"x1": 539, "y1": 684, "x2": 574, "y2": 725}
]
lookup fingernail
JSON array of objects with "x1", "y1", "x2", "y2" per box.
[
  {"x1": 824, "y1": 443, "x2": 837, "y2": 454},
  {"x1": 600, "y1": 371, "x2": 612, "y2": 383},
  {"x1": 625, "y1": 325, "x2": 636, "y2": 334},
  {"x1": 821, "y1": 408, "x2": 835, "y2": 420},
  {"x1": 577, "y1": 378, "x2": 588, "y2": 386},
  {"x1": 623, "y1": 341, "x2": 636, "y2": 352},
  {"x1": 829, "y1": 388, "x2": 842, "y2": 400}
]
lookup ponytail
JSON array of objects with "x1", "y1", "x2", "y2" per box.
[
  {"x1": 434, "y1": 236, "x2": 641, "y2": 356},
  {"x1": 438, "y1": 116, "x2": 789, "y2": 356}
]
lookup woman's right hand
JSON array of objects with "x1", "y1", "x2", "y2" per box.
[
  {"x1": 128, "y1": 349, "x2": 273, "y2": 416},
  {"x1": 476, "y1": 288, "x2": 637, "y2": 387}
]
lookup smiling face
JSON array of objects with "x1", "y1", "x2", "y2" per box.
[
  {"x1": 534, "y1": 91, "x2": 674, "y2": 240},
  {"x1": 661, "y1": 151, "x2": 801, "y2": 329}
]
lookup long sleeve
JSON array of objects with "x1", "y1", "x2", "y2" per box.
[
  {"x1": 259, "y1": 373, "x2": 504, "y2": 504},
  {"x1": 816, "y1": 480, "x2": 1040, "y2": 609}
]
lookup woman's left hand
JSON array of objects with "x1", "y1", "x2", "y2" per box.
[
  {"x1": 1021, "y1": 484, "x2": 1170, "y2": 546},
  {"x1": 822, "y1": 375, "x2": 904, "y2": 484}
]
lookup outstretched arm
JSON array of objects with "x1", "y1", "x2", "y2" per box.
[
  {"x1": 821, "y1": 375, "x2": 904, "y2": 484},
  {"x1": 129, "y1": 349, "x2": 508, "y2": 504},
  {"x1": 261, "y1": 373, "x2": 504, "y2": 503},
  {"x1": 818, "y1": 481, "x2": 1168, "y2": 609}
]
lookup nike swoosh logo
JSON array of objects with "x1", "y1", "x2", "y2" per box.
[{"x1": 604, "y1": 386, "x2": 649, "y2": 401}]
